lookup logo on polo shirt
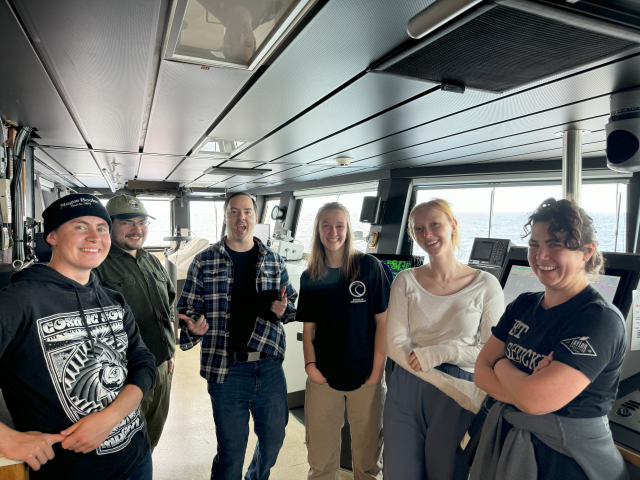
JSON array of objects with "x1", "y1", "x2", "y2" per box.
[
  {"x1": 561, "y1": 337, "x2": 597, "y2": 356},
  {"x1": 128, "y1": 199, "x2": 139, "y2": 210},
  {"x1": 349, "y1": 281, "x2": 366, "y2": 304}
]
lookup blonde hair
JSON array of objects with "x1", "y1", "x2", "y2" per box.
[
  {"x1": 407, "y1": 198, "x2": 461, "y2": 252},
  {"x1": 305, "y1": 202, "x2": 363, "y2": 282}
]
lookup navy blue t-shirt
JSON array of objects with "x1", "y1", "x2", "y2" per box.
[
  {"x1": 297, "y1": 254, "x2": 390, "y2": 391},
  {"x1": 492, "y1": 285, "x2": 626, "y2": 418}
]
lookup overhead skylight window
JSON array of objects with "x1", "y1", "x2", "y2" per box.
[
  {"x1": 193, "y1": 138, "x2": 249, "y2": 156},
  {"x1": 164, "y1": 0, "x2": 316, "y2": 70}
]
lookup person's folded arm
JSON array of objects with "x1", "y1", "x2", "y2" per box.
[
  {"x1": 178, "y1": 256, "x2": 206, "y2": 350},
  {"x1": 494, "y1": 358, "x2": 590, "y2": 415},
  {"x1": 474, "y1": 335, "x2": 519, "y2": 406},
  {"x1": 413, "y1": 291, "x2": 505, "y2": 371}
]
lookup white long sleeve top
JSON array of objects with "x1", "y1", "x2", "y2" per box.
[{"x1": 386, "y1": 268, "x2": 505, "y2": 412}]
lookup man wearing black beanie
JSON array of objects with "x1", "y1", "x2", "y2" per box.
[{"x1": 0, "y1": 194, "x2": 156, "y2": 480}]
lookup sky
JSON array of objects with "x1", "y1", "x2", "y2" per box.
[{"x1": 416, "y1": 183, "x2": 627, "y2": 215}]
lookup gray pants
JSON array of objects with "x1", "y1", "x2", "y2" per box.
[{"x1": 383, "y1": 366, "x2": 475, "y2": 480}]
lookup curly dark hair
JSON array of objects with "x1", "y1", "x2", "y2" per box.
[{"x1": 523, "y1": 197, "x2": 604, "y2": 275}]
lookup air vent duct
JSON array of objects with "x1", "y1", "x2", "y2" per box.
[{"x1": 376, "y1": 0, "x2": 640, "y2": 93}]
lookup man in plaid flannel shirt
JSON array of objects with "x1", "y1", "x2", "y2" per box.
[{"x1": 177, "y1": 192, "x2": 297, "y2": 480}]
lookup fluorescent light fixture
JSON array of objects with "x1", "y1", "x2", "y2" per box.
[
  {"x1": 407, "y1": 0, "x2": 483, "y2": 39},
  {"x1": 203, "y1": 167, "x2": 272, "y2": 176},
  {"x1": 190, "y1": 188, "x2": 226, "y2": 197}
]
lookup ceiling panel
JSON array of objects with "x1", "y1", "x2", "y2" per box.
[
  {"x1": 16, "y1": 0, "x2": 162, "y2": 151},
  {"x1": 34, "y1": 156, "x2": 80, "y2": 188},
  {"x1": 209, "y1": 0, "x2": 431, "y2": 144},
  {"x1": 144, "y1": 60, "x2": 252, "y2": 156},
  {"x1": 0, "y1": 2, "x2": 85, "y2": 147},
  {"x1": 369, "y1": 116, "x2": 609, "y2": 170},
  {"x1": 40, "y1": 148, "x2": 100, "y2": 177},
  {"x1": 138, "y1": 155, "x2": 184, "y2": 180},
  {"x1": 276, "y1": 166, "x2": 369, "y2": 185},
  {"x1": 168, "y1": 157, "x2": 229, "y2": 182},
  {"x1": 436, "y1": 140, "x2": 607, "y2": 167},
  {"x1": 233, "y1": 73, "x2": 436, "y2": 163},
  {"x1": 304, "y1": 56, "x2": 640, "y2": 171},
  {"x1": 267, "y1": 53, "x2": 640, "y2": 168}
]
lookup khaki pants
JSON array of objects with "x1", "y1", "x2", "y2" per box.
[
  {"x1": 305, "y1": 377, "x2": 385, "y2": 480},
  {"x1": 140, "y1": 361, "x2": 173, "y2": 448}
]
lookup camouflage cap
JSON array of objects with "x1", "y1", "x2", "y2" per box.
[{"x1": 105, "y1": 194, "x2": 156, "y2": 220}]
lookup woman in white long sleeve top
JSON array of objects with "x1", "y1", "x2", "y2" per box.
[{"x1": 384, "y1": 199, "x2": 504, "y2": 480}]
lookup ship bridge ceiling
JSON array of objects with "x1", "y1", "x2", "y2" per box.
[{"x1": 0, "y1": 0, "x2": 639, "y2": 192}]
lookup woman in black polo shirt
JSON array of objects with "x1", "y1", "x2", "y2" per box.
[
  {"x1": 472, "y1": 198, "x2": 628, "y2": 479},
  {"x1": 297, "y1": 202, "x2": 390, "y2": 479}
]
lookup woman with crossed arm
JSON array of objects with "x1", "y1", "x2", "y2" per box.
[{"x1": 472, "y1": 198, "x2": 628, "y2": 480}]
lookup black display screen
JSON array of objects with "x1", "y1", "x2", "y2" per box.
[{"x1": 472, "y1": 242, "x2": 493, "y2": 260}]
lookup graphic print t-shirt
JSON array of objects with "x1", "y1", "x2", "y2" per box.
[
  {"x1": 297, "y1": 254, "x2": 390, "y2": 391},
  {"x1": 0, "y1": 266, "x2": 155, "y2": 480},
  {"x1": 492, "y1": 285, "x2": 626, "y2": 418}
]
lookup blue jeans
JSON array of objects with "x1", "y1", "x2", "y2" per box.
[
  {"x1": 207, "y1": 355, "x2": 289, "y2": 480},
  {"x1": 126, "y1": 450, "x2": 152, "y2": 480}
]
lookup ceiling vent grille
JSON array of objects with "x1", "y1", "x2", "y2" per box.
[{"x1": 377, "y1": 0, "x2": 640, "y2": 93}]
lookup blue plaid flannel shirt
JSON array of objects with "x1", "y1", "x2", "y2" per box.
[{"x1": 178, "y1": 237, "x2": 297, "y2": 383}]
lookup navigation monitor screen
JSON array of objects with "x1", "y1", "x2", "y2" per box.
[
  {"x1": 380, "y1": 259, "x2": 413, "y2": 279},
  {"x1": 472, "y1": 242, "x2": 493, "y2": 261},
  {"x1": 503, "y1": 265, "x2": 621, "y2": 306},
  {"x1": 371, "y1": 254, "x2": 424, "y2": 281}
]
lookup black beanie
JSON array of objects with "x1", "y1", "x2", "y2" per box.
[{"x1": 43, "y1": 194, "x2": 112, "y2": 245}]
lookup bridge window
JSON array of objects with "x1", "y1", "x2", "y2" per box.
[
  {"x1": 413, "y1": 182, "x2": 628, "y2": 264},
  {"x1": 295, "y1": 190, "x2": 377, "y2": 254},
  {"x1": 190, "y1": 200, "x2": 225, "y2": 244}
]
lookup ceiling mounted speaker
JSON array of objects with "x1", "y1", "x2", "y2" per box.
[
  {"x1": 375, "y1": 0, "x2": 640, "y2": 93},
  {"x1": 606, "y1": 88, "x2": 640, "y2": 173}
]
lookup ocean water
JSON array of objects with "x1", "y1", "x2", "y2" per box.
[{"x1": 414, "y1": 212, "x2": 627, "y2": 263}]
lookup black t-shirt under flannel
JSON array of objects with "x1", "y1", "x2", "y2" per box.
[
  {"x1": 297, "y1": 254, "x2": 390, "y2": 391},
  {"x1": 226, "y1": 242, "x2": 260, "y2": 353},
  {"x1": 492, "y1": 285, "x2": 626, "y2": 418}
]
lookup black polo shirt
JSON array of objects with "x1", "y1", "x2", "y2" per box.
[{"x1": 93, "y1": 244, "x2": 176, "y2": 366}]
